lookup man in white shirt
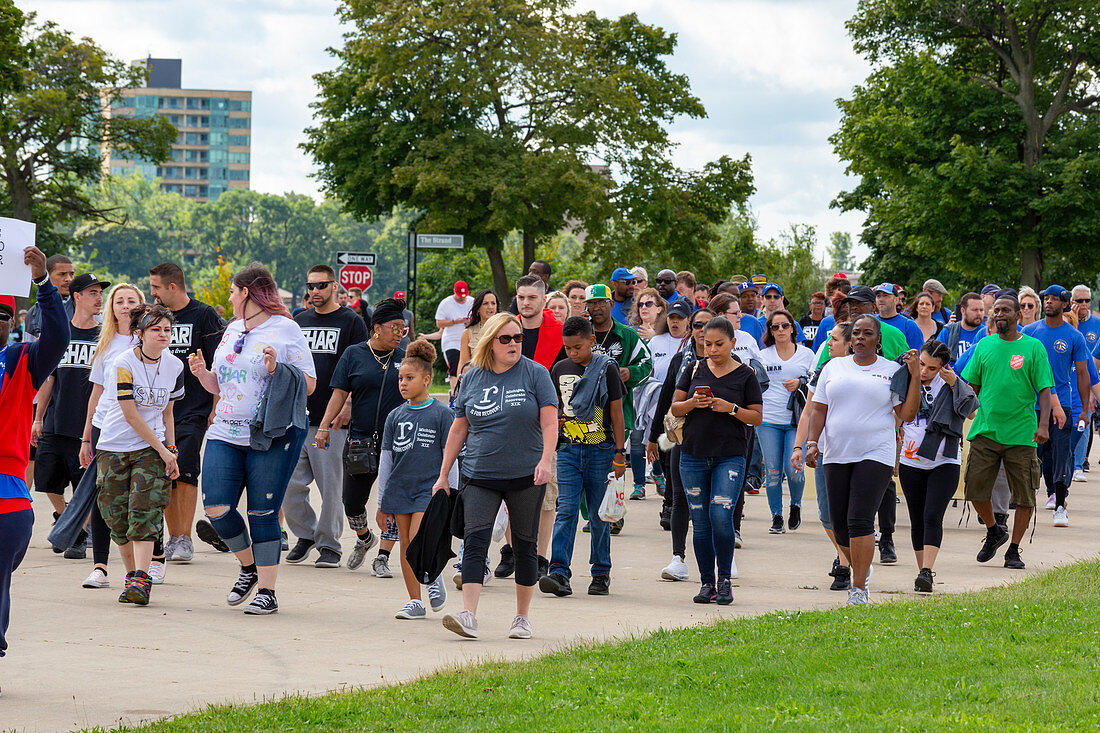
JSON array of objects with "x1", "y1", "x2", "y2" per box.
[{"x1": 435, "y1": 281, "x2": 473, "y2": 391}]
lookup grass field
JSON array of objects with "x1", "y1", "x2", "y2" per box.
[{"x1": 101, "y1": 560, "x2": 1100, "y2": 732}]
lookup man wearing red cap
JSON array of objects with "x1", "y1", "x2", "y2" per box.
[
  {"x1": 435, "y1": 280, "x2": 473, "y2": 392},
  {"x1": 1, "y1": 245, "x2": 68, "y2": 689}
]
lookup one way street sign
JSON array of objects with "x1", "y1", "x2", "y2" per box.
[{"x1": 336, "y1": 251, "x2": 376, "y2": 266}]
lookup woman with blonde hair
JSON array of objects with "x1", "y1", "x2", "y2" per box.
[
  {"x1": 1018, "y1": 286, "x2": 1041, "y2": 327},
  {"x1": 545, "y1": 291, "x2": 569, "y2": 325},
  {"x1": 628, "y1": 287, "x2": 668, "y2": 340},
  {"x1": 434, "y1": 312, "x2": 558, "y2": 639}
]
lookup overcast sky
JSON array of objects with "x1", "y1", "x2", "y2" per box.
[{"x1": 22, "y1": 0, "x2": 870, "y2": 259}]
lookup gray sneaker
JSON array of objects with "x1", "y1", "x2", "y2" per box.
[
  {"x1": 371, "y1": 553, "x2": 393, "y2": 578},
  {"x1": 163, "y1": 535, "x2": 179, "y2": 561},
  {"x1": 172, "y1": 535, "x2": 194, "y2": 563},
  {"x1": 395, "y1": 600, "x2": 426, "y2": 620},
  {"x1": 508, "y1": 614, "x2": 533, "y2": 639},
  {"x1": 346, "y1": 530, "x2": 377, "y2": 571},
  {"x1": 426, "y1": 575, "x2": 447, "y2": 612},
  {"x1": 442, "y1": 609, "x2": 479, "y2": 638},
  {"x1": 315, "y1": 548, "x2": 341, "y2": 568}
]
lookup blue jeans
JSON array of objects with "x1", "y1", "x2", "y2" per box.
[
  {"x1": 201, "y1": 428, "x2": 307, "y2": 567},
  {"x1": 815, "y1": 463, "x2": 831, "y2": 531},
  {"x1": 551, "y1": 443, "x2": 614, "y2": 579},
  {"x1": 758, "y1": 423, "x2": 805, "y2": 518},
  {"x1": 678, "y1": 453, "x2": 746, "y2": 585},
  {"x1": 1073, "y1": 422, "x2": 1087, "y2": 472},
  {"x1": 746, "y1": 430, "x2": 764, "y2": 484}
]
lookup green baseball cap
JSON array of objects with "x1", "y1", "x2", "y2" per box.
[{"x1": 584, "y1": 284, "x2": 613, "y2": 301}]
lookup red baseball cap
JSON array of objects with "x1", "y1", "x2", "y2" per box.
[
  {"x1": 0, "y1": 295, "x2": 14, "y2": 318},
  {"x1": 454, "y1": 280, "x2": 469, "y2": 297},
  {"x1": 393, "y1": 290, "x2": 406, "y2": 300}
]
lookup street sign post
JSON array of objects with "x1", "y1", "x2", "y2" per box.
[
  {"x1": 416, "y1": 234, "x2": 464, "y2": 249},
  {"x1": 336, "y1": 251, "x2": 376, "y2": 292}
]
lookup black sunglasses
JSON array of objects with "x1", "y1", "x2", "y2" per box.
[
  {"x1": 495, "y1": 334, "x2": 524, "y2": 345},
  {"x1": 1074, "y1": 298, "x2": 1091, "y2": 304},
  {"x1": 770, "y1": 322, "x2": 793, "y2": 331},
  {"x1": 637, "y1": 301, "x2": 658, "y2": 309},
  {"x1": 306, "y1": 281, "x2": 335, "y2": 291},
  {"x1": 655, "y1": 278, "x2": 675, "y2": 284}
]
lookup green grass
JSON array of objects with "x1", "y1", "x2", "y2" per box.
[{"x1": 101, "y1": 560, "x2": 1100, "y2": 732}]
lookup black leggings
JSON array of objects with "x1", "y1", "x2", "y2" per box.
[
  {"x1": 342, "y1": 471, "x2": 378, "y2": 534},
  {"x1": 898, "y1": 463, "x2": 960, "y2": 551},
  {"x1": 668, "y1": 446, "x2": 690, "y2": 559},
  {"x1": 824, "y1": 461, "x2": 894, "y2": 547},
  {"x1": 461, "y1": 480, "x2": 545, "y2": 586}
]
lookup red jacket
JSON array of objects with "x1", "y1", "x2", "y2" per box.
[{"x1": 530, "y1": 309, "x2": 563, "y2": 372}]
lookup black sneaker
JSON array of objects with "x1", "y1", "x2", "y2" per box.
[
  {"x1": 914, "y1": 568, "x2": 934, "y2": 593},
  {"x1": 537, "y1": 555, "x2": 549, "y2": 580},
  {"x1": 830, "y1": 565, "x2": 852, "y2": 591},
  {"x1": 659, "y1": 506, "x2": 671, "y2": 531},
  {"x1": 610, "y1": 518, "x2": 624, "y2": 535},
  {"x1": 743, "y1": 476, "x2": 761, "y2": 495},
  {"x1": 227, "y1": 568, "x2": 258, "y2": 606},
  {"x1": 588, "y1": 574, "x2": 610, "y2": 596},
  {"x1": 1004, "y1": 546, "x2": 1025, "y2": 569},
  {"x1": 285, "y1": 538, "x2": 315, "y2": 564},
  {"x1": 539, "y1": 572, "x2": 572, "y2": 597},
  {"x1": 314, "y1": 548, "x2": 341, "y2": 568},
  {"x1": 769, "y1": 514, "x2": 785, "y2": 534},
  {"x1": 280, "y1": 529, "x2": 289, "y2": 552},
  {"x1": 196, "y1": 519, "x2": 230, "y2": 553},
  {"x1": 494, "y1": 544, "x2": 515, "y2": 578},
  {"x1": 976, "y1": 524, "x2": 1009, "y2": 563},
  {"x1": 879, "y1": 537, "x2": 897, "y2": 564},
  {"x1": 582, "y1": 521, "x2": 591, "y2": 534},
  {"x1": 693, "y1": 583, "x2": 717, "y2": 604},
  {"x1": 993, "y1": 512, "x2": 1009, "y2": 531},
  {"x1": 829, "y1": 557, "x2": 842, "y2": 578},
  {"x1": 788, "y1": 505, "x2": 802, "y2": 531},
  {"x1": 244, "y1": 589, "x2": 279, "y2": 615},
  {"x1": 715, "y1": 577, "x2": 733, "y2": 605}
]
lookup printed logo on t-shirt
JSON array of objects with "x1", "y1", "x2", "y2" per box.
[
  {"x1": 301, "y1": 327, "x2": 341, "y2": 354},
  {"x1": 1010, "y1": 355, "x2": 1025, "y2": 370},
  {"x1": 470, "y1": 385, "x2": 502, "y2": 417},
  {"x1": 1088, "y1": 332, "x2": 1098, "y2": 344},
  {"x1": 394, "y1": 419, "x2": 439, "y2": 452},
  {"x1": 593, "y1": 340, "x2": 624, "y2": 363},
  {"x1": 1053, "y1": 339, "x2": 1068, "y2": 354},
  {"x1": 170, "y1": 323, "x2": 194, "y2": 351},
  {"x1": 60, "y1": 340, "x2": 96, "y2": 369},
  {"x1": 134, "y1": 384, "x2": 171, "y2": 408},
  {"x1": 394, "y1": 420, "x2": 415, "y2": 450}
]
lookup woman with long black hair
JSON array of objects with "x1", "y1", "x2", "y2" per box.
[{"x1": 804, "y1": 314, "x2": 921, "y2": 606}]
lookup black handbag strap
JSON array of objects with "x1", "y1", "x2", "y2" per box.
[{"x1": 370, "y1": 357, "x2": 392, "y2": 443}]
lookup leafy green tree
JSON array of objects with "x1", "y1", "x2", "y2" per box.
[
  {"x1": 827, "y1": 231, "x2": 854, "y2": 272},
  {"x1": 834, "y1": 1, "x2": 1100, "y2": 290},
  {"x1": 304, "y1": 0, "x2": 751, "y2": 296},
  {"x1": 0, "y1": 8, "x2": 175, "y2": 251}
]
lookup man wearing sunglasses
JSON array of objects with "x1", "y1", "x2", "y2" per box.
[
  {"x1": 609, "y1": 268, "x2": 636, "y2": 325},
  {"x1": 283, "y1": 265, "x2": 369, "y2": 568},
  {"x1": 735, "y1": 283, "x2": 765, "y2": 345},
  {"x1": 756, "y1": 283, "x2": 804, "y2": 347},
  {"x1": 654, "y1": 269, "x2": 682, "y2": 304},
  {"x1": 1069, "y1": 285, "x2": 1100, "y2": 481}
]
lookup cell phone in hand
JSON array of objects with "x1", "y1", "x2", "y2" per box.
[{"x1": 695, "y1": 386, "x2": 712, "y2": 398}]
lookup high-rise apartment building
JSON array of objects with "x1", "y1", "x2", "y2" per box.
[{"x1": 105, "y1": 57, "x2": 251, "y2": 202}]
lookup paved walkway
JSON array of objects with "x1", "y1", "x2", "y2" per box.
[{"x1": 3, "y1": 470, "x2": 1097, "y2": 732}]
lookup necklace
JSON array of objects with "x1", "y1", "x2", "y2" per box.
[
  {"x1": 596, "y1": 327, "x2": 613, "y2": 350},
  {"x1": 138, "y1": 347, "x2": 162, "y2": 393},
  {"x1": 367, "y1": 341, "x2": 394, "y2": 370}
]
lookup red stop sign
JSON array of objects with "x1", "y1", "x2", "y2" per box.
[{"x1": 339, "y1": 265, "x2": 372, "y2": 291}]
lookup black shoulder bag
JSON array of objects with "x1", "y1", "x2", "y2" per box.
[{"x1": 343, "y1": 364, "x2": 390, "y2": 476}]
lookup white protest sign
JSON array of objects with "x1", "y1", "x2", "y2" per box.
[{"x1": 0, "y1": 217, "x2": 35, "y2": 297}]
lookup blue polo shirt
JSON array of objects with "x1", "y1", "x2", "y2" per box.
[
  {"x1": 880, "y1": 312, "x2": 925, "y2": 350},
  {"x1": 936, "y1": 323, "x2": 985, "y2": 365},
  {"x1": 1077, "y1": 314, "x2": 1100, "y2": 353},
  {"x1": 1022, "y1": 321, "x2": 1090, "y2": 410}
]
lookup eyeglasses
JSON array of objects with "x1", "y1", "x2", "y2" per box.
[
  {"x1": 1021, "y1": 303, "x2": 1036, "y2": 310},
  {"x1": 495, "y1": 334, "x2": 524, "y2": 345},
  {"x1": 637, "y1": 301, "x2": 657, "y2": 309},
  {"x1": 770, "y1": 322, "x2": 793, "y2": 331},
  {"x1": 655, "y1": 278, "x2": 675, "y2": 285},
  {"x1": 1074, "y1": 298, "x2": 1091, "y2": 304},
  {"x1": 811, "y1": 301, "x2": 826, "y2": 306},
  {"x1": 306, "y1": 281, "x2": 334, "y2": 291},
  {"x1": 691, "y1": 322, "x2": 707, "y2": 329},
  {"x1": 379, "y1": 324, "x2": 407, "y2": 335}
]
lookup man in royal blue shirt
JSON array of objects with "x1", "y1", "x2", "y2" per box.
[
  {"x1": 736, "y1": 282, "x2": 764, "y2": 344},
  {"x1": 873, "y1": 283, "x2": 924, "y2": 349},
  {"x1": 609, "y1": 267, "x2": 637, "y2": 325},
  {"x1": 936, "y1": 292, "x2": 986, "y2": 366},
  {"x1": 1071, "y1": 285, "x2": 1100, "y2": 476},
  {"x1": 1022, "y1": 284, "x2": 1090, "y2": 525}
]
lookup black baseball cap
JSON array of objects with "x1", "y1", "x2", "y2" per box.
[
  {"x1": 70, "y1": 273, "x2": 110, "y2": 294},
  {"x1": 843, "y1": 285, "x2": 876, "y2": 304},
  {"x1": 667, "y1": 300, "x2": 693, "y2": 319}
]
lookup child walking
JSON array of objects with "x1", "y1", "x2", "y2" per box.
[
  {"x1": 376, "y1": 339, "x2": 457, "y2": 619},
  {"x1": 95, "y1": 305, "x2": 184, "y2": 605}
]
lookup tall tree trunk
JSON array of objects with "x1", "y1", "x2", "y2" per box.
[
  {"x1": 8, "y1": 171, "x2": 32, "y2": 221},
  {"x1": 1021, "y1": 246, "x2": 1042, "y2": 291},
  {"x1": 522, "y1": 229, "x2": 536, "y2": 274},
  {"x1": 487, "y1": 244, "x2": 509, "y2": 299}
]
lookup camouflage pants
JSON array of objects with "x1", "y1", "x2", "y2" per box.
[{"x1": 96, "y1": 448, "x2": 172, "y2": 544}]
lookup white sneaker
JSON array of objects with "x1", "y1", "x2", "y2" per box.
[
  {"x1": 371, "y1": 553, "x2": 393, "y2": 578},
  {"x1": 163, "y1": 535, "x2": 179, "y2": 561},
  {"x1": 1073, "y1": 470, "x2": 1086, "y2": 483},
  {"x1": 395, "y1": 600, "x2": 426, "y2": 619},
  {"x1": 148, "y1": 560, "x2": 166, "y2": 585},
  {"x1": 660, "y1": 555, "x2": 690, "y2": 581},
  {"x1": 1045, "y1": 493, "x2": 1057, "y2": 509},
  {"x1": 81, "y1": 568, "x2": 109, "y2": 588},
  {"x1": 442, "y1": 609, "x2": 479, "y2": 639},
  {"x1": 1053, "y1": 506, "x2": 1070, "y2": 527},
  {"x1": 172, "y1": 535, "x2": 194, "y2": 562},
  {"x1": 847, "y1": 587, "x2": 870, "y2": 605},
  {"x1": 866, "y1": 563, "x2": 874, "y2": 591},
  {"x1": 507, "y1": 614, "x2": 532, "y2": 639},
  {"x1": 426, "y1": 575, "x2": 447, "y2": 612}
]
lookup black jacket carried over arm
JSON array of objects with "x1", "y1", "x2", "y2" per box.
[
  {"x1": 405, "y1": 488, "x2": 457, "y2": 584},
  {"x1": 890, "y1": 366, "x2": 979, "y2": 461}
]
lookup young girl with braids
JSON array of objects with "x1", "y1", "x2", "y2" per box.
[{"x1": 377, "y1": 339, "x2": 457, "y2": 619}]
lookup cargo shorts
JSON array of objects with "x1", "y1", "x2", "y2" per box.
[{"x1": 96, "y1": 447, "x2": 172, "y2": 544}]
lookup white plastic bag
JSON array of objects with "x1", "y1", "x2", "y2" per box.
[
  {"x1": 598, "y1": 472, "x2": 627, "y2": 523},
  {"x1": 492, "y1": 504, "x2": 509, "y2": 542}
]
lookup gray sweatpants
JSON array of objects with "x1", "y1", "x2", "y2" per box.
[
  {"x1": 283, "y1": 426, "x2": 348, "y2": 554},
  {"x1": 991, "y1": 467, "x2": 1011, "y2": 515}
]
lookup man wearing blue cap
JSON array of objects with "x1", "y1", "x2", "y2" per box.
[
  {"x1": 1022, "y1": 284, "x2": 1090, "y2": 527},
  {"x1": 735, "y1": 283, "x2": 765, "y2": 344},
  {"x1": 874, "y1": 283, "x2": 925, "y2": 349},
  {"x1": 756, "y1": 283, "x2": 804, "y2": 346},
  {"x1": 609, "y1": 268, "x2": 637, "y2": 325}
]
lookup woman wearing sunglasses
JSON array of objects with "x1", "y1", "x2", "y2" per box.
[
  {"x1": 315, "y1": 298, "x2": 408, "y2": 573},
  {"x1": 188, "y1": 263, "x2": 317, "y2": 614},
  {"x1": 626, "y1": 288, "x2": 669, "y2": 500},
  {"x1": 1018, "y1": 286, "x2": 1041, "y2": 327},
  {"x1": 434, "y1": 312, "x2": 558, "y2": 640},
  {"x1": 757, "y1": 310, "x2": 816, "y2": 534}
]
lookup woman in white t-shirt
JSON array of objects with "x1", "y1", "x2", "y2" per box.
[
  {"x1": 188, "y1": 263, "x2": 317, "y2": 615},
  {"x1": 95, "y1": 305, "x2": 184, "y2": 606},
  {"x1": 628, "y1": 288, "x2": 671, "y2": 499},
  {"x1": 757, "y1": 310, "x2": 816, "y2": 534},
  {"x1": 898, "y1": 339, "x2": 977, "y2": 593},
  {"x1": 78, "y1": 283, "x2": 145, "y2": 590},
  {"x1": 804, "y1": 315, "x2": 921, "y2": 606}
]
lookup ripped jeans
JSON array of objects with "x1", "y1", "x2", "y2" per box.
[
  {"x1": 678, "y1": 453, "x2": 746, "y2": 585},
  {"x1": 200, "y1": 429, "x2": 307, "y2": 567}
]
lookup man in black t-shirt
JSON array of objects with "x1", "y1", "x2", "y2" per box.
[
  {"x1": 799, "y1": 291, "x2": 827, "y2": 347},
  {"x1": 150, "y1": 262, "x2": 225, "y2": 561},
  {"x1": 33, "y1": 272, "x2": 106, "y2": 557},
  {"x1": 284, "y1": 265, "x2": 369, "y2": 568}
]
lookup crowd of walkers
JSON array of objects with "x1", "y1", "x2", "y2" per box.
[{"x1": 2, "y1": 248, "x2": 1099, "y2": 667}]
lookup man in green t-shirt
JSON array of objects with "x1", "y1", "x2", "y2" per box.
[
  {"x1": 815, "y1": 286, "x2": 908, "y2": 367},
  {"x1": 961, "y1": 295, "x2": 1054, "y2": 571}
]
